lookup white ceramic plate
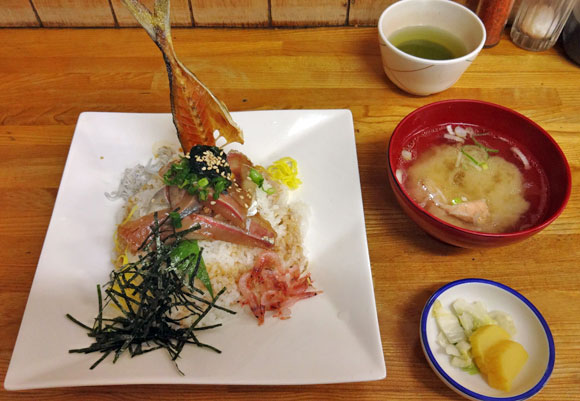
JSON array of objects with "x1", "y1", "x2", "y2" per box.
[
  {"x1": 420, "y1": 279, "x2": 554, "y2": 401},
  {"x1": 4, "y1": 110, "x2": 385, "y2": 390}
]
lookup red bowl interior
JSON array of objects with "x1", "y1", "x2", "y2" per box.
[{"x1": 388, "y1": 99, "x2": 571, "y2": 248}]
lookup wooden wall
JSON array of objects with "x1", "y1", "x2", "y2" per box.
[{"x1": 0, "y1": 0, "x2": 484, "y2": 28}]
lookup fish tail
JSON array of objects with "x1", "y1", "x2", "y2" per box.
[{"x1": 122, "y1": 0, "x2": 173, "y2": 55}]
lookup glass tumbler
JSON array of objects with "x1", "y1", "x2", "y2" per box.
[{"x1": 510, "y1": 0, "x2": 577, "y2": 51}]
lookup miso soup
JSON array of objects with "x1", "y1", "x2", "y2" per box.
[{"x1": 396, "y1": 124, "x2": 548, "y2": 233}]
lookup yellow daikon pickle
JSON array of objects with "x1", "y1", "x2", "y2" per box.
[{"x1": 470, "y1": 325, "x2": 528, "y2": 391}]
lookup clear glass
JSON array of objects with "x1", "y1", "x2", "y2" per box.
[{"x1": 510, "y1": 0, "x2": 577, "y2": 51}]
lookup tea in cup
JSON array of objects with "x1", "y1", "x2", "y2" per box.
[{"x1": 378, "y1": 0, "x2": 486, "y2": 96}]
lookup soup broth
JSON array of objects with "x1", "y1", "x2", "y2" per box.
[{"x1": 397, "y1": 124, "x2": 548, "y2": 233}]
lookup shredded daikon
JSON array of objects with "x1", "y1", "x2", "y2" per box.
[
  {"x1": 444, "y1": 133, "x2": 465, "y2": 143},
  {"x1": 396, "y1": 169, "x2": 403, "y2": 183},
  {"x1": 454, "y1": 126, "x2": 468, "y2": 138},
  {"x1": 454, "y1": 150, "x2": 463, "y2": 168},
  {"x1": 511, "y1": 146, "x2": 531, "y2": 170}
]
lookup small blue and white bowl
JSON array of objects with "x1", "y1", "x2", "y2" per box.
[{"x1": 420, "y1": 278, "x2": 555, "y2": 401}]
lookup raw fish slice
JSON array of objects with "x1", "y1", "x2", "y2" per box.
[
  {"x1": 117, "y1": 208, "x2": 276, "y2": 253},
  {"x1": 122, "y1": 0, "x2": 244, "y2": 151},
  {"x1": 441, "y1": 199, "x2": 491, "y2": 225}
]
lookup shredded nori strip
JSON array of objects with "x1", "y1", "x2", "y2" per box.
[{"x1": 66, "y1": 212, "x2": 235, "y2": 374}]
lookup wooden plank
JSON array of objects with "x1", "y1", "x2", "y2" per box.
[
  {"x1": 349, "y1": 0, "x2": 479, "y2": 26},
  {"x1": 348, "y1": 0, "x2": 396, "y2": 26},
  {"x1": 271, "y1": 0, "x2": 347, "y2": 27},
  {"x1": 191, "y1": 0, "x2": 268, "y2": 27},
  {"x1": 111, "y1": 0, "x2": 193, "y2": 27},
  {"x1": 0, "y1": 0, "x2": 40, "y2": 27},
  {"x1": 32, "y1": 0, "x2": 115, "y2": 27}
]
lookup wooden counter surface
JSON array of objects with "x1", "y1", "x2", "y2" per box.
[{"x1": 0, "y1": 27, "x2": 578, "y2": 400}]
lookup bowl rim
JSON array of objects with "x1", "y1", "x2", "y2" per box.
[
  {"x1": 420, "y1": 278, "x2": 556, "y2": 401},
  {"x1": 388, "y1": 99, "x2": 572, "y2": 239},
  {"x1": 377, "y1": 0, "x2": 486, "y2": 65}
]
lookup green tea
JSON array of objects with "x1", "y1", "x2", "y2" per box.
[{"x1": 388, "y1": 25, "x2": 468, "y2": 60}]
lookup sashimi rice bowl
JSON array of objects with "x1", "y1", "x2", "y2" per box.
[{"x1": 66, "y1": 0, "x2": 321, "y2": 372}]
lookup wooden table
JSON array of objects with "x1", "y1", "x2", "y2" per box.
[{"x1": 1, "y1": 27, "x2": 578, "y2": 400}]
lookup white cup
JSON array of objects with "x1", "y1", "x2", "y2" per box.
[{"x1": 378, "y1": 0, "x2": 486, "y2": 96}]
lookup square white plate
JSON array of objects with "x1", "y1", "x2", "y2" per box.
[{"x1": 5, "y1": 110, "x2": 385, "y2": 389}]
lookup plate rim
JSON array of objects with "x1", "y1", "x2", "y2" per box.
[{"x1": 420, "y1": 278, "x2": 555, "y2": 401}]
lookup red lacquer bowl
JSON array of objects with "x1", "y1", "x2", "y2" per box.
[{"x1": 388, "y1": 99, "x2": 571, "y2": 248}]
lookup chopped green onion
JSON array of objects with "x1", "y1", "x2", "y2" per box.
[
  {"x1": 249, "y1": 168, "x2": 264, "y2": 187},
  {"x1": 451, "y1": 198, "x2": 463, "y2": 205},
  {"x1": 249, "y1": 168, "x2": 275, "y2": 195},
  {"x1": 163, "y1": 146, "x2": 232, "y2": 203},
  {"x1": 212, "y1": 177, "x2": 229, "y2": 200},
  {"x1": 473, "y1": 136, "x2": 499, "y2": 153},
  {"x1": 461, "y1": 145, "x2": 488, "y2": 169},
  {"x1": 198, "y1": 178, "x2": 209, "y2": 188}
]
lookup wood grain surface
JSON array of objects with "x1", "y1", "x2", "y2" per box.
[
  {"x1": 31, "y1": 0, "x2": 116, "y2": 27},
  {"x1": 0, "y1": 27, "x2": 579, "y2": 400},
  {"x1": 271, "y1": 0, "x2": 347, "y2": 27},
  {"x1": 0, "y1": 0, "x2": 40, "y2": 27},
  {"x1": 190, "y1": 0, "x2": 269, "y2": 27},
  {"x1": 1, "y1": 0, "x2": 490, "y2": 28}
]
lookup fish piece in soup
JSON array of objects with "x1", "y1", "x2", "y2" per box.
[{"x1": 405, "y1": 144, "x2": 529, "y2": 233}]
